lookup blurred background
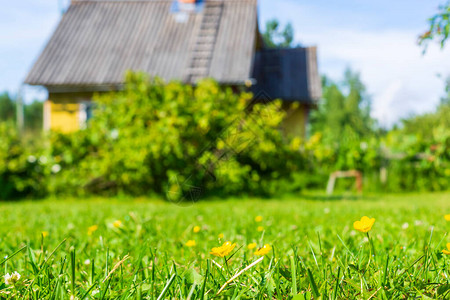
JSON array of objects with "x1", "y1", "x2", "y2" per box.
[{"x1": 0, "y1": 0, "x2": 449, "y2": 200}]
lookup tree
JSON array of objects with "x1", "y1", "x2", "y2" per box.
[
  {"x1": 24, "y1": 100, "x2": 43, "y2": 132},
  {"x1": 0, "y1": 92, "x2": 16, "y2": 122},
  {"x1": 420, "y1": 1, "x2": 450, "y2": 49},
  {"x1": 0, "y1": 92, "x2": 43, "y2": 132},
  {"x1": 262, "y1": 19, "x2": 296, "y2": 48},
  {"x1": 310, "y1": 69, "x2": 376, "y2": 144}
]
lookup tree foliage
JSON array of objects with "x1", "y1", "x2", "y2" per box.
[
  {"x1": 262, "y1": 19, "x2": 296, "y2": 48},
  {"x1": 0, "y1": 92, "x2": 43, "y2": 132},
  {"x1": 310, "y1": 69, "x2": 376, "y2": 145},
  {"x1": 420, "y1": 1, "x2": 450, "y2": 49},
  {"x1": 0, "y1": 92, "x2": 16, "y2": 122}
]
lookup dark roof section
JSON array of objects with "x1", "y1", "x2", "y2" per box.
[
  {"x1": 252, "y1": 47, "x2": 322, "y2": 103},
  {"x1": 25, "y1": 0, "x2": 257, "y2": 88}
]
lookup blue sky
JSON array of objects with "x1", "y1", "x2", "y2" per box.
[{"x1": 1, "y1": 0, "x2": 448, "y2": 126}]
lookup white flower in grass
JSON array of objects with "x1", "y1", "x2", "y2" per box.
[
  {"x1": 402, "y1": 222, "x2": 409, "y2": 230},
  {"x1": 27, "y1": 155, "x2": 37, "y2": 163},
  {"x1": 110, "y1": 129, "x2": 119, "y2": 140},
  {"x1": 39, "y1": 156, "x2": 48, "y2": 164},
  {"x1": 84, "y1": 259, "x2": 91, "y2": 265},
  {"x1": 4, "y1": 271, "x2": 21, "y2": 285},
  {"x1": 414, "y1": 220, "x2": 423, "y2": 226},
  {"x1": 51, "y1": 164, "x2": 61, "y2": 173},
  {"x1": 92, "y1": 289, "x2": 100, "y2": 296}
]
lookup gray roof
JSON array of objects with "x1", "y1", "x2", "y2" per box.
[
  {"x1": 25, "y1": 0, "x2": 258, "y2": 88},
  {"x1": 252, "y1": 47, "x2": 322, "y2": 103}
]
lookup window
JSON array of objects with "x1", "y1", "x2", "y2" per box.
[{"x1": 79, "y1": 101, "x2": 95, "y2": 129}]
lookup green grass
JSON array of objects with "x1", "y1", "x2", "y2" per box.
[{"x1": 0, "y1": 192, "x2": 449, "y2": 299}]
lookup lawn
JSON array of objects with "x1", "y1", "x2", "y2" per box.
[{"x1": 0, "y1": 192, "x2": 449, "y2": 299}]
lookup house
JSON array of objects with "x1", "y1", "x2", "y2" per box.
[{"x1": 25, "y1": 0, "x2": 321, "y2": 137}]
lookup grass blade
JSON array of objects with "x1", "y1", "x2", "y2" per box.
[
  {"x1": 0, "y1": 245, "x2": 26, "y2": 266},
  {"x1": 157, "y1": 273, "x2": 176, "y2": 300},
  {"x1": 307, "y1": 268, "x2": 320, "y2": 299},
  {"x1": 291, "y1": 256, "x2": 297, "y2": 296}
]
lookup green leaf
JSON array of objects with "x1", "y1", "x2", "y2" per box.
[{"x1": 185, "y1": 268, "x2": 203, "y2": 286}]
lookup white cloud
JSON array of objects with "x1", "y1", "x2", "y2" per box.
[{"x1": 298, "y1": 28, "x2": 450, "y2": 127}]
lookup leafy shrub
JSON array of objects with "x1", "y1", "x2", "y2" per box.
[
  {"x1": 298, "y1": 127, "x2": 449, "y2": 193},
  {"x1": 49, "y1": 73, "x2": 305, "y2": 199},
  {"x1": 0, "y1": 122, "x2": 47, "y2": 199},
  {"x1": 383, "y1": 126, "x2": 450, "y2": 192}
]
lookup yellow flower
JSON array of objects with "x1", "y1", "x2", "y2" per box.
[
  {"x1": 218, "y1": 233, "x2": 224, "y2": 239},
  {"x1": 247, "y1": 242, "x2": 257, "y2": 250},
  {"x1": 254, "y1": 244, "x2": 272, "y2": 256},
  {"x1": 113, "y1": 220, "x2": 122, "y2": 228},
  {"x1": 445, "y1": 214, "x2": 450, "y2": 221},
  {"x1": 210, "y1": 241, "x2": 236, "y2": 257},
  {"x1": 257, "y1": 226, "x2": 264, "y2": 232},
  {"x1": 87, "y1": 225, "x2": 98, "y2": 236},
  {"x1": 193, "y1": 226, "x2": 201, "y2": 233},
  {"x1": 41, "y1": 231, "x2": 49, "y2": 238},
  {"x1": 353, "y1": 216, "x2": 375, "y2": 233},
  {"x1": 255, "y1": 216, "x2": 263, "y2": 222},
  {"x1": 443, "y1": 243, "x2": 450, "y2": 255},
  {"x1": 185, "y1": 240, "x2": 196, "y2": 247}
]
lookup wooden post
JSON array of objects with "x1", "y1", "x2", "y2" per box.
[{"x1": 16, "y1": 85, "x2": 24, "y2": 134}]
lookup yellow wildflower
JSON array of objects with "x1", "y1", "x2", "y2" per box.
[
  {"x1": 218, "y1": 233, "x2": 224, "y2": 239},
  {"x1": 255, "y1": 216, "x2": 263, "y2": 222},
  {"x1": 257, "y1": 226, "x2": 264, "y2": 232},
  {"x1": 87, "y1": 225, "x2": 98, "y2": 236},
  {"x1": 247, "y1": 242, "x2": 257, "y2": 250},
  {"x1": 41, "y1": 231, "x2": 49, "y2": 238},
  {"x1": 210, "y1": 241, "x2": 236, "y2": 257},
  {"x1": 443, "y1": 243, "x2": 450, "y2": 255},
  {"x1": 445, "y1": 214, "x2": 450, "y2": 221},
  {"x1": 353, "y1": 216, "x2": 375, "y2": 233},
  {"x1": 254, "y1": 244, "x2": 272, "y2": 256},
  {"x1": 113, "y1": 220, "x2": 122, "y2": 228},
  {"x1": 193, "y1": 226, "x2": 201, "y2": 233},
  {"x1": 185, "y1": 240, "x2": 196, "y2": 247}
]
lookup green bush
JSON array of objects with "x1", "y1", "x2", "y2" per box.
[
  {"x1": 49, "y1": 73, "x2": 305, "y2": 199},
  {"x1": 0, "y1": 122, "x2": 47, "y2": 199},
  {"x1": 383, "y1": 126, "x2": 450, "y2": 192},
  {"x1": 298, "y1": 127, "x2": 449, "y2": 193}
]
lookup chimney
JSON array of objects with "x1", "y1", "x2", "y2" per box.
[
  {"x1": 172, "y1": 0, "x2": 203, "y2": 23},
  {"x1": 177, "y1": 0, "x2": 198, "y2": 13}
]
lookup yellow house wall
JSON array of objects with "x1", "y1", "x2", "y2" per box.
[
  {"x1": 282, "y1": 102, "x2": 309, "y2": 139},
  {"x1": 49, "y1": 102, "x2": 80, "y2": 133},
  {"x1": 46, "y1": 92, "x2": 94, "y2": 133}
]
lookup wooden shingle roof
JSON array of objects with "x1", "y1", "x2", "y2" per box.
[{"x1": 25, "y1": 0, "x2": 258, "y2": 89}]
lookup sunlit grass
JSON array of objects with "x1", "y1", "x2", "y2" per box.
[{"x1": 0, "y1": 192, "x2": 449, "y2": 298}]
